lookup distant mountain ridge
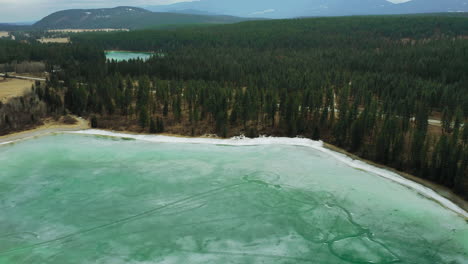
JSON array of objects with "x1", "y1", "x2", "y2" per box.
[
  {"x1": 163, "y1": 9, "x2": 221, "y2": 16},
  {"x1": 33, "y1": 6, "x2": 253, "y2": 30},
  {"x1": 4, "y1": 2, "x2": 468, "y2": 32},
  {"x1": 388, "y1": 0, "x2": 468, "y2": 14},
  {"x1": 146, "y1": 0, "x2": 468, "y2": 18}
]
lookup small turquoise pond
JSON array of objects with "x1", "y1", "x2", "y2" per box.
[{"x1": 105, "y1": 51, "x2": 154, "y2": 62}]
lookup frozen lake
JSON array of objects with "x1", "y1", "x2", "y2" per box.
[
  {"x1": 0, "y1": 133, "x2": 466, "y2": 263},
  {"x1": 105, "y1": 51, "x2": 153, "y2": 62}
]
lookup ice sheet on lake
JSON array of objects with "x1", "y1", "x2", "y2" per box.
[{"x1": 71, "y1": 129, "x2": 468, "y2": 218}]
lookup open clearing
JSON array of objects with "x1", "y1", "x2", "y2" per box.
[
  {"x1": 37, "y1": 37, "x2": 70, "y2": 44},
  {"x1": 0, "y1": 31, "x2": 9, "y2": 38},
  {"x1": 0, "y1": 78, "x2": 34, "y2": 103}
]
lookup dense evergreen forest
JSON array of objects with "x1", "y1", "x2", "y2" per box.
[{"x1": 1, "y1": 16, "x2": 468, "y2": 197}]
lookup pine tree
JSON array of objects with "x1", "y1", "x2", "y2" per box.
[
  {"x1": 163, "y1": 100, "x2": 169, "y2": 117},
  {"x1": 149, "y1": 118, "x2": 157, "y2": 133},
  {"x1": 462, "y1": 122, "x2": 468, "y2": 146},
  {"x1": 91, "y1": 116, "x2": 98, "y2": 128},
  {"x1": 157, "y1": 117, "x2": 165, "y2": 133},
  {"x1": 139, "y1": 106, "x2": 148, "y2": 128},
  {"x1": 441, "y1": 107, "x2": 452, "y2": 133}
]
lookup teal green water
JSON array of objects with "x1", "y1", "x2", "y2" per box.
[
  {"x1": 0, "y1": 134, "x2": 467, "y2": 264},
  {"x1": 105, "y1": 51, "x2": 153, "y2": 62}
]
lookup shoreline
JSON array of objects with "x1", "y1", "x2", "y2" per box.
[
  {"x1": 1, "y1": 126, "x2": 467, "y2": 218},
  {"x1": 0, "y1": 116, "x2": 89, "y2": 145},
  {"x1": 323, "y1": 143, "x2": 468, "y2": 216}
]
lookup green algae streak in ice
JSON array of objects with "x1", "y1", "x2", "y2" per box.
[
  {"x1": 105, "y1": 51, "x2": 154, "y2": 62},
  {"x1": 0, "y1": 134, "x2": 467, "y2": 264}
]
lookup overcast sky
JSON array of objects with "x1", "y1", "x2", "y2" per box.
[{"x1": 0, "y1": 0, "x2": 411, "y2": 23}]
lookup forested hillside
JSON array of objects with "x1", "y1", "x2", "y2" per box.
[
  {"x1": 1, "y1": 15, "x2": 468, "y2": 197},
  {"x1": 33, "y1": 6, "x2": 251, "y2": 30},
  {"x1": 0, "y1": 39, "x2": 103, "y2": 134}
]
